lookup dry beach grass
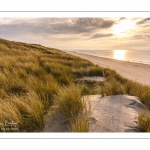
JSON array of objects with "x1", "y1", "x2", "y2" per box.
[
  {"x1": 0, "y1": 38, "x2": 150, "y2": 132},
  {"x1": 0, "y1": 38, "x2": 102, "y2": 132}
]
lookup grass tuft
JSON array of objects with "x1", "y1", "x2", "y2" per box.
[
  {"x1": 101, "y1": 79, "x2": 126, "y2": 96},
  {"x1": 138, "y1": 110, "x2": 150, "y2": 132},
  {"x1": 55, "y1": 84, "x2": 90, "y2": 132}
]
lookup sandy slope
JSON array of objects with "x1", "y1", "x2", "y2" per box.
[
  {"x1": 87, "y1": 95, "x2": 145, "y2": 132},
  {"x1": 67, "y1": 51, "x2": 150, "y2": 86},
  {"x1": 42, "y1": 106, "x2": 69, "y2": 132},
  {"x1": 42, "y1": 95, "x2": 145, "y2": 132}
]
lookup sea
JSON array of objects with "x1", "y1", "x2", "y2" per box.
[{"x1": 73, "y1": 50, "x2": 150, "y2": 65}]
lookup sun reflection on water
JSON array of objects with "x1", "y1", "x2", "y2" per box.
[{"x1": 113, "y1": 50, "x2": 126, "y2": 61}]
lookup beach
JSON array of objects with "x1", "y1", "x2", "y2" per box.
[{"x1": 67, "y1": 51, "x2": 150, "y2": 86}]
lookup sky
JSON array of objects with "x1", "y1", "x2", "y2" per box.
[{"x1": 0, "y1": 17, "x2": 150, "y2": 51}]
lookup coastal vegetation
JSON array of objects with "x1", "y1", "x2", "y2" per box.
[
  {"x1": 0, "y1": 38, "x2": 101, "y2": 132},
  {"x1": 0, "y1": 38, "x2": 150, "y2": 132}
]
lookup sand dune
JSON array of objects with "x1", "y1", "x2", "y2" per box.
[
  {"x1": 87, "y1": 95, "x2": 145, "y2": 132},
  {"x1": 67, "y1": 51, "x2": 150, "y2": 86}
]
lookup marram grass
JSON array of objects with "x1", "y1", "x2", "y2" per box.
[
  {"x1": 1, "y1": 38, "x2": 150, "y2": 132},
  {"x1": 0, "y1": 38, "x2": 97, "y2": 132},
  {"x1": 138, "y1": 110, "x2": 150, "y2": 132},
  {"x1": 55, "y1": 84, "x2": 90, "y2": 132}
]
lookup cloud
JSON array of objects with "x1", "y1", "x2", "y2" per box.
[
  {"x1": 2, "y1": 18, "x2": 150, "y2": 50},
  {"x1": 137, "y1": 18, "x2": 150, "y2": 25},
  {"x1": 119, "y1": 17, "x2": 126, "y2": 20},
  {"x1": 35, "y1": 18, "x2": 115, "y2": 35},
  {"x1": 75, "y1": 18, "x2": 115, "y2": 29},
  {"x1": 0, "y1": 18, "x2": 115, "y2": 37},
  {"x1": 90, "y1": 33, "x2": 113, "y2": 39},
  {"x1": 133, "y1": 35, "x2": 143, "y2": 39}
]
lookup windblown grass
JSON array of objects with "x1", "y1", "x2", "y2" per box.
[
  {"x1": 0, "y1": 38, "x2": 97, "y2": 132},
  {"x1": 0, "y1": 90, "x2": 44, "y2": 132},
  {"x1": 55, "y1": 84, "x2": 90, "y2": 132},
  {"x1": 70, "y1": 115, "x2": 89, "y2": 132},
  {"x1": 100, "y1": 69, "x2": 150, "y2": 110},
  {"x1": 138, "y1": 110, "x2": 150, "y2": 132},
  {"x1": 1, "y1": 38, "x2": 150, "y2": 132},
  {"x1": 124, "y1": 81, "x2": 150, "y2": 107},
  {"x1": 101, "y1": 79, "x2": 126, "y2": 96}
]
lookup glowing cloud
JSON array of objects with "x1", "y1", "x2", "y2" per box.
[{"x1": 112, "y1": 20, "x2": 135, "y2": 37}]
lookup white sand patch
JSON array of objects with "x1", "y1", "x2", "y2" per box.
[
  {"x1": 78, "y1": 76, "x2": 106, "y2": 82},
  {"x1": 42, "y1": 106, "x2": 69, "y2": 132},
  {"x1": 85, "y1": 95, "x2": 146, "y2": 132}
]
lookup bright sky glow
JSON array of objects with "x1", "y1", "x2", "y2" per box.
[
  {"x1": 112, "y1": 20, "x2": 136, "y2": 37},
  {"x1": 0, "y1": 18, "x2": 149, "y2": 50},
  {"x1": 113, "y1": 50, "x2": 126, "y2": 60}
]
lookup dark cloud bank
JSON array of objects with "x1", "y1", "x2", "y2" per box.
[
  {"x1": 90, "y1": 33, "x2": 113, "y2": 39},
  {"x1": 0, "y1": 18, "x2": 115, "y2": 37},
  {"x1": 137, "y1": 18, "x2": 150, "y2": 25}
]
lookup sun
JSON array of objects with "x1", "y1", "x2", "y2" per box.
[
  {"x1": 112, "y1": 20, "x2": 135, "y2": 37},
  {"x1": 113, "y1": 50, "x2": 126, "y2": 60}
]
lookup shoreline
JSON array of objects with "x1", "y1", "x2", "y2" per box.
[
  {"x1": 75, "y1": 52, "x2": 150, "y2": 66},
  {"x1": 66, "y1": 51, "x2": 150, "y2": 86}
]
